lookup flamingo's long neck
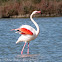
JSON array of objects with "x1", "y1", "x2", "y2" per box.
[{"x1": 30, "y1": 13, "x2": 39, "y2": 36}]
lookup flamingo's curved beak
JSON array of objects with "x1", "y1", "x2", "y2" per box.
[{"x1": 11, "y1": 29, "x2": 15, "y2": 31}]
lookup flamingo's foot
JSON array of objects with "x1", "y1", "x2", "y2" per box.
[
  {"x1": 21, "y1": 51, "x2": 23, "y2": 55},
  {"x1": 27, "y1": 49, "x2": 29, "y2": 54},
  {"x1": 27, "y1": 52, "x2": 29, "y2": 54}
]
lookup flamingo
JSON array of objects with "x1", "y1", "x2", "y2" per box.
[{"x1": 11, "y1": 11, "x2": 41, "y2": 55}]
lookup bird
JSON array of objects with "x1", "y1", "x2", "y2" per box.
[{"x1": 11, "y1": 11, "x2": 41, "y2": 55}]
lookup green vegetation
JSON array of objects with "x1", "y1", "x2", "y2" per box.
[{"x1": 0, "y1": 0, "x2": 62, "y2": 18}]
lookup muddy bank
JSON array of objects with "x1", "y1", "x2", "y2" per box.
[{"x1": 10, "y1": 14, "x2": 61, "y2": 18}]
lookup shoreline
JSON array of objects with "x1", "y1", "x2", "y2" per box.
[
  {"x1": 10, "y1": 14, "x2": 62, "y2": 18},
  {"x1": 0, "y1": 14, "x2": 62, "y2": 18}
]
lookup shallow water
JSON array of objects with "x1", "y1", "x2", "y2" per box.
[{"x1": 0, "y1": 17, "x2": 62, "y2": 62}]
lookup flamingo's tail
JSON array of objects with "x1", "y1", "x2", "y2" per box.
[{"x1": 16, "y1": 40, "x2": 20, "y2": 44}]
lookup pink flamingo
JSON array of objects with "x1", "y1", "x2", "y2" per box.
[{"x1": 11, "y1": 11, "x2": 41, "y2": 55}]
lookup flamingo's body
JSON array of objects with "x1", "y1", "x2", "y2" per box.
[
  {"x1": 16, "y1": 25, "x2": 37, "y2": 43},
  {"x1": 11, "y1": 11, "x2": 41, "y2": 54}
]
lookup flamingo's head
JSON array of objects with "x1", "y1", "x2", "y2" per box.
[{"x1": 32, "y1": 11, "x2": 41, "y2": 15}]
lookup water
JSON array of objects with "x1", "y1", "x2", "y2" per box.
[{"x1": 0, "y1": 17, "x2": 62, "y2": 62}]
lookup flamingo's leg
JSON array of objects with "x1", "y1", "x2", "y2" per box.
[
  {"x1": 21, "y1": 43, "x2": 26, "y2": 55},
  {"x1": 27, "y1": 43, "x2": 29, "y2": 54}
]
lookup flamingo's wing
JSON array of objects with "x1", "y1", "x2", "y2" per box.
[{"x1": 17, "y1": 28, "x2": 33, "y2": 35}]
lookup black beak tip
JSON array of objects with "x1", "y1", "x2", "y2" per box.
[{"x1": 41, "y1": 12, "x2": 42, "y2": 14}]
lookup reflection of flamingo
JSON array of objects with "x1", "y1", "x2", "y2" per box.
[{"x1": 11, "y1": 11, "x2": 41, "y2": 55}]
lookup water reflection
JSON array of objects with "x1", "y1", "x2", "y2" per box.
[
  {"x1": 17, "y1": 54, "x2": 40, "y2": 58},
  {"x1": 16, "y1": 54, "x2": 42, "y2": 62}
]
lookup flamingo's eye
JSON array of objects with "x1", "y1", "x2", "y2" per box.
[{"x1": 17, "y1": 30, "x2": 19, "y2": 31}]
